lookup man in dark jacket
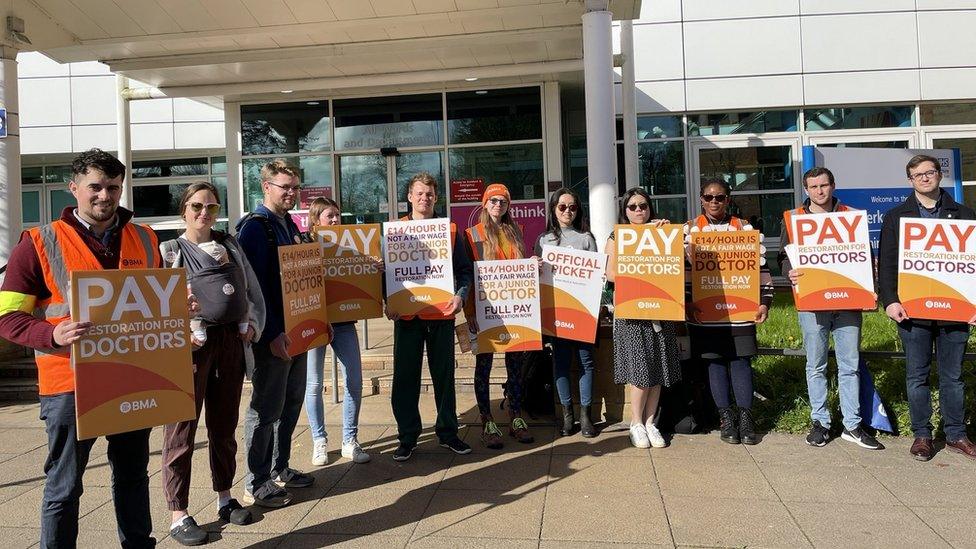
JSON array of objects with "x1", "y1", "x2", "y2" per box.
[{"x1": 877, "y1": 154, "x2": 976, "y2": 462}]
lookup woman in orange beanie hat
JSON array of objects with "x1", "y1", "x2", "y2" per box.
[{"x1": 463, "y1": 183, "x2": 535, "y2": 449}]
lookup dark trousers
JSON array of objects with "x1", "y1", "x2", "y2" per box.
[
  {"x1": 475, "y1": 352, "x2": 524, "y2": 418},
  {"x1": 243, "y1": 343, "x2": 308, "y2": 493},
  {"x1": 162, "y1": 324, "x2": 245, "y2": 511},
  {"x1": 39, "y1": 394, "x2": 154, "y2": 549},
  {"x1": 898, "y1": 320, "x2": 971, "y2": 440},
  {"x1": 707, "y1": 358, "x2": 753, "y2": 410},
  {"x1": 391, "y1": 318, "x2": 459, "y2": 446}
]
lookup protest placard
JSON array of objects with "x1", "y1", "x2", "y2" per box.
[
  {"x1": 539, "y1": 246, "x2": 607, "y2": 342},
  {"x1": 690, "y1": 230, "x2": 761, "y2": 322},
  {"x1": 315, "y1": 224, "x2": 383, "y2": 322},
  {"x1": 384, "y1": 219, "x2": 456, "y2": 316},
  {"x1": 613, "y1": 224, "x2": 685, "y2": 320},
  {"x1": 897, "y1": 218, "x2": 976, "y2": 322},
  {"x1": 789, "y1": 210, "x2": 876, "y2": 311},
  {"x1": 279, "y1": 242, "x2": 330, "y2": 356},
  {"x1": 475, "y1": 258, "x2": 543, "y2": 353},
  {"x1": 70, "y1": 269, "x2": 195, "y2": 439}
]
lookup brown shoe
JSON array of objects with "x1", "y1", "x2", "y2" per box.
[
  {"x1": 910, "y1": 437, "x2": 934, "y2": 461},
  {"x1": 480, "y1": 418, "x2": 504, "y2": 450},
  {"x1": 947, "y1": 437, "x2": 976, "y2": 460},
  {"x1": 509, "y1": 417, "x2": 535, "y2": 444}
]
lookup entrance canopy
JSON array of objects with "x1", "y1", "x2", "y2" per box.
[{"x1": 22, "y1": 0, "x2": 639, "y2": 101}]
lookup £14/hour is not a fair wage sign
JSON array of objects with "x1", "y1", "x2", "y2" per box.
[{"x1": 70, "y1": 269, "x2": 195, "y2": 440}]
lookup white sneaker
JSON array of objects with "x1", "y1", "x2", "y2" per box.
[
  {"x1": 341, "y1": 438, "x2": 371, "y2": 464},
  {"x1": 629, "y1": 423, "x2": 651, "y2": 448},
  {"x1": 645, "y1": 422, "x2": 666, "y2": 448},
  {"x1": 311, "y1": 438, "x2": 329, "y2": 466}
]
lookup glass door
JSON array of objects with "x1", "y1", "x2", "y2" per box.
[{"x1": 337, "y1": 149, "x2": 446, "y2": 223}]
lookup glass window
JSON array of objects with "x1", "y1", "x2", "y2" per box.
[
  {"x1": 818, "y1": 141, "x2": 908, "y2": 149},
  {"x1": 804, "y1": 105, "x2": 913, "y2": 131},
  {"x1": 933, "y1": 138, "x2": 976, "y2": 181},
  {"x1": 241, "y1": 102, "x2": 330, "y2": 155},
  {"x1": 616, "y1": 142, "x2": 686, "y2": 196},
  {"x1": 22, "y1": 190, "x2": 41, "y2": 224},
  {"x1": 333, "y1": 94, "x2": 442, "y2": 150},
  {"x1": 727, "y1": 193, "x2": 794, "y2": 240},
  {"x1": 449, "y1": 143, "x2": 544, "y2": 201},
  {"x1": 688, "y1": 110, "x2": 798, "y2": 136},
  {"x1": 132, "y1": 180, "x2": 228, "y2": 219},
  {"x1": 447, "y1": 87, "x2": 542, "y2": 144},
  {"x1": 649, "y1": 197, "x2": 687, "y2": 225},
  {"x1": 211, "y1": 156, "x2": 227, "y2": 175},
  {"x1": 132, "y1": 158, "x2": 208, "y2": 179},
  {"x1": 44, "y1": 165, "x2": 72, "y2": 184},
  {"x1": 920, "y1": 104, "x2": 976, "y2": 126},
  {"x1": 49, "y1": 189, "x2": 74, "y2": 218},
  {"x1": 616, "y1": 115, "x2": 684, "y2": 140},
  {"x1": 243, "y1": 155, "x2": 333, "y2": 212},
  {"x1": 338, "y1": 154, "x2": 389, "y2": 224},
  {"x1": 22, "y1": 166, "x2": 43, "y2": 185},
  {"x1": 698, "y1": 145, "x2": 793, "y2": 191},
  {"x1": 964, "y1": 185, "x2": 975, "y2": 209}
]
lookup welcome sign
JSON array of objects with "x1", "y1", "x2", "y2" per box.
[
  {"x1": 315, "y1": 224, "x2": 384, "y2": 322},
  {"x1": 70, "y1": 269, "x2": 195, "y2": 440},
  {"x1": 384, "y1": 219, "x2": 456, "y2": 316},
  {"x1": 613, "y1": 224, "x2": 685, "y2": 320},
  {"x1": 897, "y1": 218, "x2": 976, "y2": 322}
]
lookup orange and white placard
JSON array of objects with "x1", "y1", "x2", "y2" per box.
[
  {"x1": 384, "y1": 219, "x2": 456, "y2": 317},
  {"x1": 613, "y1": 224, "x2": 685, "y2": 320},
  {"x1": 475, "y1": 258, "x2": 543, "y2": 353},
  {"x1": 70, "y1": 269, "x2": 195, "y2": 440},
  {"x1": 278, "y1": 242, "x2": 330, "y2": 356},
  {"x1": 788, "y1": 210, "x2": 876, "y2": 311},
  {"x1": 315, "y1": 224, "x2": 384, "y2": 322},
  {"x1": 690, "y1": 230, "x2": 761, "y2": 323},
  {"x1": 897, "y1": 218, "x2": 976, "y2": 322},
  {"x1": 539, "y1": 246, "x2": 607, "y2": 342}
]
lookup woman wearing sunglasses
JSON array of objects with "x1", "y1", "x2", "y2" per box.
[
  {"x1": 607, "y1": 188, "x2": 682, "y2": 449},
  {"x1": 464, "y1": 183, "x2": 535, "y2": 448},
  {"x1": 303, "y1": 197, "x2": 370, "y2": 467},
  {"x1": 535, "y1": 188, "x2": 599, "y2": 437},
  {"x1": 684, "y1": 178, "x2": 773, "y2": 446},
  {"x1": 159, "y1": 182, "x2": 266, "y2": 545}
]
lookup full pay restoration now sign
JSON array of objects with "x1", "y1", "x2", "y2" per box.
[
  {"x1": 70, "y1": 269, "x2": 195, "y2": 440},
  {"x1": 897, "y1": 218, "x2": 976, "y2": 322}
]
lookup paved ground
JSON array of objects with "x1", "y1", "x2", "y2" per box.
[{"x1": 0, "y1": 391, "x2": 974, "y2": 549}]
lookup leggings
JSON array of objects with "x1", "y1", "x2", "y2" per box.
[
  {"x1": 474, "y1": 352, "x2": 523, "y2": 418},
  {"x1": 707, "y1": 357, "x2": 753, "y2": 410}
]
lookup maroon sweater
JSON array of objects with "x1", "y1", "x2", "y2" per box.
[{"x1": 0, "y1": 207, "x2": 158, "y2": 350}]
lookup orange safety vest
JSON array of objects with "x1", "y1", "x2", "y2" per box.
[
  {"x1": 27, "y1": 220, "x2": 159, "y2": 395},
  {"x1": 398, "y1": 216, "x2": 461, "y2": 321},
  {"x1": 463, "y1": 222, "x2": 525, "y2": 317},
  {"x1": 686, "y1": 214, "x2": 747, "y2": 232},
  {"x1": 782, "y1": 203, "x2": 852, "y2": 244}
]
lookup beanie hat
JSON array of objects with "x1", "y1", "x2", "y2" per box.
[{"x1": 482, "y1": 183, "x2": 511, "y2": 205}]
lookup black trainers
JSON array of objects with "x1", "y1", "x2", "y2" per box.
[
  {"x1": 841, "y1": 426, "x2": 884, "y2": 450},
  {"x1": 218, "y1": 498, "x2": 252, "y2": 526},
  {"x1": 439, "y1": 438, "x2": 472, "y2": 455},
  {"x1": 393, "y1": 443, "x2": 415, "y2": 462},
  {"x1": 170, "y1": 516, "x2": 207, "y2": 546},
  {"x1": 806, "y1": 420, "x2": 830, "y2": 447}
]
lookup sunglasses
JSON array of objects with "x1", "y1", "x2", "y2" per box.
[
  {"x1": 701, "y1": 194, "x2": 728, "y2": 203},
  {"x1": 187, "y1": 202, "x2": 221, "y2": 215},
  {"x1": 627, "y1": 202, "x2": 649, "y2": 212},
  {"x1": 557, "y1": 204, "x2": 578, "y2": 213},
  {"x1": 487, "y1": 197, "x2": 509, "y2": 206}
]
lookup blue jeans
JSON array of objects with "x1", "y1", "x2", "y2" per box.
[
  {"x1": 551, "y1": 338, "x2": 595, "y2": 407},
  {"x1": 898, "y1": 320, "x2": 971, "y2": 441},
  {"x1": 305, "y1": 323, "x2": 363, "y2": 443},
  {"x1": 798, "y1": 310, "x2": 862, "y2": 430},
  {"x1": 39, "y1": 394, "x2": 154, "y2": 549},
  {"x1": 243, "y1": 343, "x2": 308, "y2": 493}
]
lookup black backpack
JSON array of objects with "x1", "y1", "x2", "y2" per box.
[{"x1": 502, "y1": 348, "x2": 555, "y2": 419}]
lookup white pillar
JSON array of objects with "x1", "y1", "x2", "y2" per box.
[
  {"x1": 582, "y1": 4, "x2": 616, "y2": 251},
  {"x1": 0, "y1": 47, "x2": 22, "y2": 269},
  {"x1": 620, "y1": 21, "x2": 639, "y2": 192},
  {"x1": 223, "y1": 101, "x2": 243, "y2": 233},
  {"x1": 543, "y1": 81, "x2": 563, "y2": 188},
  {"x1": 116, "y1": 75, "x2": 133, "y2": 210}
]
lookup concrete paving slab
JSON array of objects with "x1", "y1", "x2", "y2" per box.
[
  {"x1": 292, "y1": 487, "x2": 434, "y2": 537},
  {"x1": 541, "y1": 489, "x2": 671, "y2": 545},
  {"x1": 79, "y1": 487, "x2": 214, "y2": 534},
  {"x1": 837, "y1": 436, "x2": 958, "y2": 468},
  {"x1": 872, "y1": 463, "x2": 976, "y2": 508},
  {"x1": 335, "y1": 453, "x2": 450, "y2": 492},
  {"x1": 910, "y1": 506, "x2": 976, "y2": 549},
  {"x1": 0, "y1": 448, "x2": 49, "y2": 488},
  {"x1": 746, "y1": 432, "x2": 860, "y2": 467},
  {"x1": 413, "y1": 489, "x2": 545, "y2": 540},
  {"x1": 654, "y1": 458, "x2": 778, "y2": 501},
  {"x1": 665, "y1": 495, "x2": 810, "y2": 548},
  {"x1": 547, "y1": 454, "x2": 656, "y2": 495},
  {"x1": 278, "y1": 533, "x2": 409, "y2": 549},
  {"x1": 653, "y1": 433, "x2": 755, "y2": 463},
  {"x1": 460, "y1": 423, "x2": 555, "y2": 455},
  {"x1": 0, "y1": 426, "x2": 48, "y2": 450},
  {"x1": 786, "y1": 501, "x2": 951, "y2": 548},
  {"x1": 540, "y1": 543, "x2": 670, "y2": 549},
  {"x1": 410, "y1": 536, "x2": 538, "y2": 548},
  {"x1": 441, "y1": 453, "x2": 550, "y2": 495},
  {"x1": 0, "y1": 485, "x2": 110, "y2": 528},
  {"x1": 0, "y1": 526, "x2": 39, "y2": 549},
  {"x1": 550, "y1": 429, "x2": 651, "y2": 457},
  {"x1": 0, "y1": 484, "x2": 38, "y2": 505},
  {"x1": 761, "y1": 464, "x2": 900, "y2": 505},
  {"x1": 157, "y1": 531, "x2": 284, "y2": 548}
]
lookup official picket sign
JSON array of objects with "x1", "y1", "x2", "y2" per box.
[
  {"x1": 315, "y1": 223, "x2": 384, "y2": 322},
  {"x1": 787, "y1": 210, "x2": 876, "y2": 311},
  {"x1": 613, "y1": 224, "x2": 685, "y2": 320},
  {"x1": 70, "y1": 269, "x2": 195, "y2": 440},
  {"x1": 897, "y1": 218, "x2": 976, "y2": 322},
  {"x1": 278, "y1": 242, "x2": 331, "y2": 356},
  {"x1": 690, "y1": 230, "x2": 761, "y2": 322},
  {"x1": 383, "y1": 218, "x2": 456, "y2": 316},
  {"x1": 475, "y1": 258, "x2": 543, "y2": 353},
  {"x1": 539, "y1": 246, "x2": 607, "y2": 342}
]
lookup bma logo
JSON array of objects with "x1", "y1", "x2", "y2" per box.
[
  {"x1": 339, "y1": 303, "x2": 361, "y2": 312},
  {"x1": 924, "y1": 300, "x2": 951, "y2": 309},
  {"x1": 637, "y1": 301, "x2": 661, "y2": 309},
  {"x1": 409, "y1": 294, "x2": 431, "y2": 303},
  {"x1": 715, "y1": 303, "x2": 737, "y2": 310},
  {"x1": 119, "y1": 398, "x2": 157, "y2": 414},
  {"x1": 121, "y1": 258, "x2": 145, "y2": 267}
]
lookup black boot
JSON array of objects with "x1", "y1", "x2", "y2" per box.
[
  {"x1": 580, "y1": 405, "x2": 597, "y2": 438},
  {"x1": 719, "y1": 407, "x2": 740, "y2": 444},
  {"x1": 738, "y1": 407, "x2": 759, "y2": 445},
  {"x1": 559, "y1": 404, "x2": 575, "y2": 436}
]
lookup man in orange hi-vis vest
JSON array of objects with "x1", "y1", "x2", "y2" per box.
[{"x1": 0, "y1": 149, "x2": 167, "y2": 548}]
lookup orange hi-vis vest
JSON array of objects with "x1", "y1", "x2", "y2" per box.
[
  {"x1": 463, "y1": 222, "x2": 524, "y2": 317},
  {"x1": 687, "y1": 214, "x2": 747, "y2": 232},
  {"x1": 398, "y1": 215, "x2": 461, "y2": 321},
  {"x1": 782, "y1": 203, "x2": 853, "y2": 244},
  {"x1": 27, "y1": 220, "x2": 159, "y2": 395}
]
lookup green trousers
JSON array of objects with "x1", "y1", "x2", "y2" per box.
[{"x1": 391, "y1": 318, "x2": 460, "y2": 445}]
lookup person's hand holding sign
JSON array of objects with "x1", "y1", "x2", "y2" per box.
[
  {"x1": 968, "y1": 311, "x2": 976, "y2": 326},
  {"x1": 787, "y1": 268, "x2": 803, "y2": 286},
  {"x1": 53, "y1": 319, "x2": 93, "y2": 347},
  {"x1": 886, "y1": 302, "x2": 909, "y2": 323},
  {"x1": 755, "y1": 304, "x2": 769, "y2": 324},
  {"x1": 187, "y1": 283, "x2": 200, "y2": 315},
  {"x1": 240, "y1": 324, "x2": 256, "y2": 343},
  {"x1": 271, "y1": 332, "x2": 292, "y2": 360},
  {"x1": 446, "y1": 295, "x2": 463, "y2": 316}
]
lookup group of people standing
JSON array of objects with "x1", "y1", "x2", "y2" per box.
[{"x1": 0, "y1": 148, "x2": 972, "y2": 549}]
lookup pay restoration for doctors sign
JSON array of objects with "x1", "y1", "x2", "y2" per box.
[
  {"x1": 70, "y1": 269, "x2": 195, "y2": 440},
  {"x1": 315, "y1": 224, "x2": 384, "y2": 322},
  {"x1": 897, "y1": 218, "x2": 976, "y2": 322}
]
